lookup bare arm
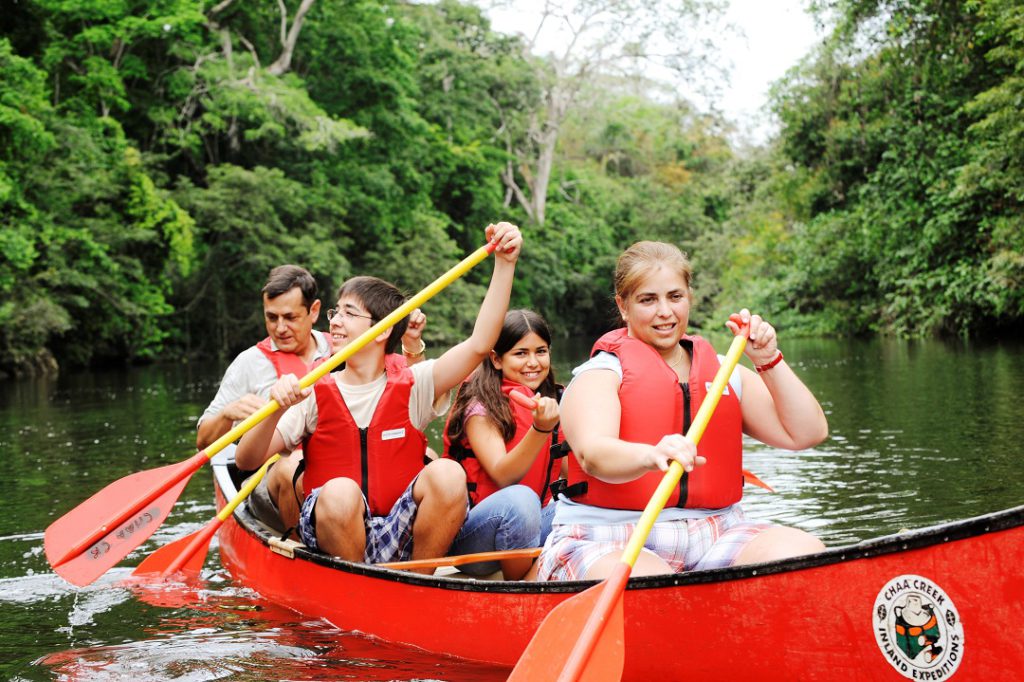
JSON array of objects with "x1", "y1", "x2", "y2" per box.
[
  {"x1": 196, "y1": 394, "x2": 265, "y2": 449},
  {"x1": 560, "y1": 369, "x2": 703, "y2": 483},
  {"x1": 466, "y1": 396, "x2": 559, "y2": 487},
  {"x1": 726, "y1": 310, "x2": 828, "y2": 450},
  {"x1": 432, "y1": 222, "x2": 522, "y2": 399},
  {"x1": 234, "y1": 374, "x2": 309, "y2": 470}
]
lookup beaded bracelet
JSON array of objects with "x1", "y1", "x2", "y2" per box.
[{"x1": 755, "y1": 351, "x2": 784, "y2": 373}]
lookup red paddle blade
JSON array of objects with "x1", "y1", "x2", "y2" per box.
[
  {"x1": 509, "y1": 564, "x2": 628, "y2": 682},
  {"x1": 44, "y1": 453, "x2": 207, "y2": 586},
  {"x1": 133, "y1": 519, "x2": 221, "y2": 579}
]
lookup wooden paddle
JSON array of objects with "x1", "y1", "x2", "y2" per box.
[
  {"x1": 377, "y1": 547, "x2": 542, "y2": 571},
  {"x1": 44, "y1": 241, "x2": 499, "y2": 587},
  {"x1": 131, "y1": 454, "x2": 282, "y2": 579},
  {"x1": 508, "y1": 324, "x2": 750, "y2": 682}
]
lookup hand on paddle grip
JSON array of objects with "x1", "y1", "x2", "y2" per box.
[
  {"x1": 485, "y1": 222, "x2": 522, "y2": 263},
  {"x1": 727, "y1": 309, "x2": 779, "y2": 368},
  {"x1": 509, "y1": 390, "x2": 559, "y2": 433},
  {"x1": 270, "y1": 374, "x2": 310, "y2": 409},
  {"x1": 647, "y1": 433, "x2": 704, "y2": 474}
]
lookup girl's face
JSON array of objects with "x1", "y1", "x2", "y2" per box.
[
  {"x1": 617, "y1": 265, "x2": 691, "y2": 356},
  {"x1": 491, "y1": 331, "x2": 551, "y2": 390}
]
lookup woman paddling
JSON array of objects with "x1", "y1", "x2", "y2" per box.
[
  {"x1": 444, "y1": 310, "x2": 565, "y2": 579},
  {"x1": 536, "y1": 241, "x2": 828, "y2": 581}
]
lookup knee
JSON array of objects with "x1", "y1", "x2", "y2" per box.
[
  {"x1": 315, "y1": 478, "x2": 365, "y2": 525},
  {"x1": 739, "y1": 526, "x2": 825, "y2": 564},
  {"x1": 502, "y1": 485, "x2": 542, "y2": 526},
  {"x1": 419, "y1": 459, "x2": 467, "y2": 501},
  {"x1": 267, "y1": 456, "x2": 299, "y2": 496}
]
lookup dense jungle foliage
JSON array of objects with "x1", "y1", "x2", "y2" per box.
[{"x1": 1, "y1": 0, "x2": 1021, "y2": 375}]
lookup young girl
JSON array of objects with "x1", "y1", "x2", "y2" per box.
[{"x1": 444, "y1": 310, "x2": 565, "y2": 579}]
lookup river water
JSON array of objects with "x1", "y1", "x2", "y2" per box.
[{"x1": 2, "y1": 335, "x2": 1022, "y2": 680}]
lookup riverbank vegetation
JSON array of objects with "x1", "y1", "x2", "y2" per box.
[{"x1": 1, "y1": 0, "x2": 1021, "y2": 374}]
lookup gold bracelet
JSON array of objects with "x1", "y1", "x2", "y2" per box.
[{"x1": 402, "y1": 339, "x2": 426, "y2": 357}]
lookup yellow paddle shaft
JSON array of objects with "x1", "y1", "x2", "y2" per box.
[
  {"x1": 619, "y1": 332, "x2": 748, "y2": 567},
  {"x1": 215, "y1": 453, "x2": 281, "y2": 522},
  {"x1": 200, "y1": 242, "x2": 496, "y2": 461}
]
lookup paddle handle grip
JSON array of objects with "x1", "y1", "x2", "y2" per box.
[
  {"x1": 200, "y1": 241, "x2": 497, "y2": 460},
  {"x1": 619, "y1": 331, "x2": 748, "y2": 567},
  {"x1": 509, "y1": 390, "x2": 540, "y2": 410}
]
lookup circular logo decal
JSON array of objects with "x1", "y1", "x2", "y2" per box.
[{"x1": 873, "y1": 575, "x2": 965, "y2": 679}]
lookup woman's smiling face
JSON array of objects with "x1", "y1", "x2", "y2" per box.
[{"x1": 617, "y1": 265, "x2": 691, "y2": 355}]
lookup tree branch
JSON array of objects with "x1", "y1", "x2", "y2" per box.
[{"x1": 267, "y1": 0, "x2": 318, "y2": 76}]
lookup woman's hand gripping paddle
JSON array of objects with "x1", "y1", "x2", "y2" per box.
[
  {"x1": 131, "y1": 454, "x2": 281, "y2": 580},
  {"x1": 44, "y1": 241, "x2": 499, "y2": 587},
  {"x1": 508, "y1": 318, "x2": 750, "y2": 682}
]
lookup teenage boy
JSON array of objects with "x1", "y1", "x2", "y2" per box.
[{"x1": 235, "y1": 223, "x2": 522, "y2": 571}]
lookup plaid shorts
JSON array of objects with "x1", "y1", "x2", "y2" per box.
[
  {"x1": 299, "y1": 477, "x2": 427, "y2": 564},
  {"x1": 536, "y1": 506, "x2": 772, "y2": 581}
]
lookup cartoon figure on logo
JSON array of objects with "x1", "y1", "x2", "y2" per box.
[{"x1": 894, "y1": 594, "x2": 943, "y2": 662}]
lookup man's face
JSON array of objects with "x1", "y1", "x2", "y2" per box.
[{"x1": 263, "y1": 287, "x2": 320, "y2": 354}]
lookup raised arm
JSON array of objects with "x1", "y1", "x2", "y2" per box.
[
  {"x1": 431, "y1": 222, "x2": 522, "y2": 400},
  {"x1": 727, "y1": 310, "x2": 828, "y2": 450},
  {"x1": 560, "y1": 369, "x2": 703, "y2": 483}
]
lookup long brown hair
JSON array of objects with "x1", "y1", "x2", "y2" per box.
[{"x1": 446, "y1": 309, "x2": 557, "y2": 445}]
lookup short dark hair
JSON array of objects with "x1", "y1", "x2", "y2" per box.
[
  {"x1": 262, "y1": 265, "x2": 318, "y2": 310},
  {"x1": 336, "y1": 276, "x2": 408, "y2": 354}
]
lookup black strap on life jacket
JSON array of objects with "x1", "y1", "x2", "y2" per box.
[{"x1": 550, "y1": 478, "x2": 588, "y2": 499}]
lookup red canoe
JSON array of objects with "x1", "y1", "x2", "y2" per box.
[{"x1": 213, "y1": 452, "x2": 1023, "y2": 681}]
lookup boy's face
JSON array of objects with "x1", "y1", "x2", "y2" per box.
[{"x1": 327, "y1": 295, "x2": 375, "y2": 352}]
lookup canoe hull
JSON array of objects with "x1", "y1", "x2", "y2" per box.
[{"x1": 214, "y1": 457, "x2": 1023, "y2": 680}]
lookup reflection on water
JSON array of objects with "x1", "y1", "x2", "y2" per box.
[
  {"x1": 1, "y1": 336, "x2": 1022, "y2": 679},
  {"x1": 32, "y1": 569, "x2": 507, "y2": 681}
]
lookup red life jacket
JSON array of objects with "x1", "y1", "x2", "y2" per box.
[
  {"x1": 301, "y1": 354, "x2": 427, "y2": 516},
  {"x1": 564, "y1": 328, "x2": 743, "y2": 510},
  {"x1": 443, "y1": 379, "x2": 564, "y2": 506},
  {"x1": 255, "y1": 331, "x2": 331, "y2": 377}
]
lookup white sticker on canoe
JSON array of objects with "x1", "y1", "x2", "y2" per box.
[
  {"x1": 873, "y1": 574, "x2": 964, "y2": 679},
  {"x1": 381, "y1": 428, "x2": 406, "y2": 441}
]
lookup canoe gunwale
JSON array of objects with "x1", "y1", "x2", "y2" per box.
[{"x1": 213, "y1": 454, "x2": 1024, "y2": 594}]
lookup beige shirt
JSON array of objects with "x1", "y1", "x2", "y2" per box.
[{"x1": 276, "y1": 359, "x2": 449, "y2": 450}]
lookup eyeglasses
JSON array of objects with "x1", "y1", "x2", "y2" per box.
[{"x1": 327, "y1": 307, "x2": 375, "y2": 322}]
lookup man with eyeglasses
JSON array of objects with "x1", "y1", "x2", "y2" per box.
[{"x1": 197, "y1": 264, "x2": 426, "y2": 533}]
